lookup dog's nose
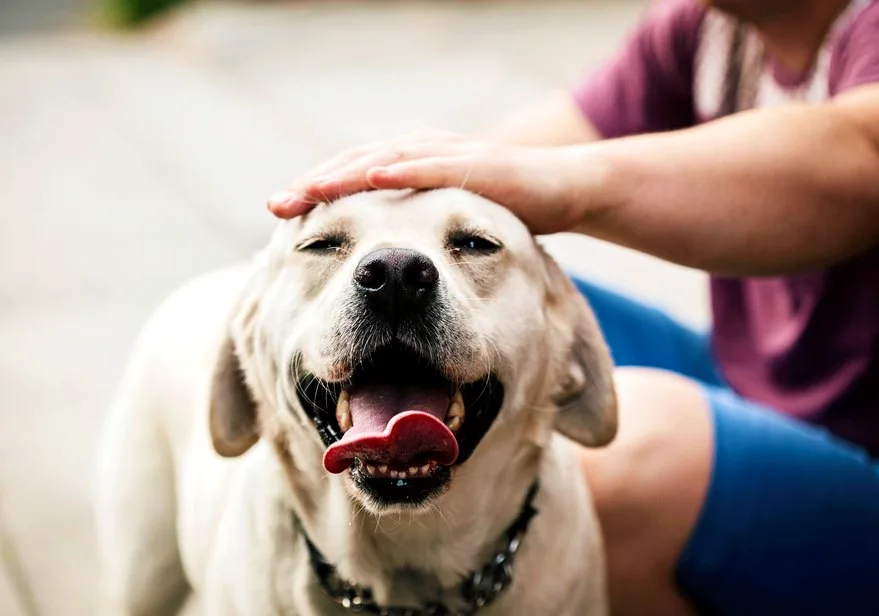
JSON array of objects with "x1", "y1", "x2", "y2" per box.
[{"x1": 353, "y1": 248, "x2": 439, "y2": 323}]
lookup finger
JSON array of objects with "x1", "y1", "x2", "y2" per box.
[
  {"x1": 268, "y1": 133, "x2": 462, "y2": 214},
  {"x1": 268, "y1": 131, "x2": 470, "y2": 217},
  {"x1": 365, "y1": 156, "x2": 488, "y2": 192},
  {"x1": 297, "y1": 150, "x2": 408, "y2": 205},
  {"x1": 267, "y1": 143, "x2": 397, "y2": 217},
  {"x1": 267, "y1": 190, "x2": 321, "y2": 218},
  {"x1": 300, "y1": 142, "x2": 474, "y2": 204},
  {"x1": 290, "y1": 130, "x2": 461, "y2": 192}
]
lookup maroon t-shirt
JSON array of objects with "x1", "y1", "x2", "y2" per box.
[{"x1": 572, "y1": 0, "x2": 879, "y2": 453}]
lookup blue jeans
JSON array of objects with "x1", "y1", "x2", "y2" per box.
[{"x1": 572, "y1": 277, "x2": 879, "y2": 616}]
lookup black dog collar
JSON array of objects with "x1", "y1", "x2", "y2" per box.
[{"x1": 303, "y1": 480, "x2": 540, "y2": 616}]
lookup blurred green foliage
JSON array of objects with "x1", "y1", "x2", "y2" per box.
[{"x1": 99, "y1": 0, "x2": 185, "y2": 26}]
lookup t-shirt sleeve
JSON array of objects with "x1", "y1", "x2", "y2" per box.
[
  {"x1": 572, "y1": 0, "x2": 706, "y2": 138},
  {"x1": 830, "y1": 1, "x2": 879, "y2": 95}
]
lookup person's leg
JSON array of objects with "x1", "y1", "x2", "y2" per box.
[
  {"x1": 570, "y1": 276, "x2": 723, "y2": 386},
  {"x1": 676, "y1": 386, "x2": 879, "y2": 615},
  {"x1": 579, "y1": 368, "x2": 710, "y2": 616},
  {"x1": 580, "y1": 367, "x2": 879, "y2": 616}
]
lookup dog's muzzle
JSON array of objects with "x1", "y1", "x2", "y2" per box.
[{"x1": 295, "y1": 248, "x2": 505, "y2": 507}]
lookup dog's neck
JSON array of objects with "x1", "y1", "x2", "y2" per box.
[
  {"x1": 304, "y1": 479, "x2": 540, "y2": 614},
  {"x1": 272, "y1": 433, "x2": 545, "y2": 605}
]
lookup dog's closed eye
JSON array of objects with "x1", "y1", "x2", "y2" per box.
[
  {"x1": 297, "y1": 236, "x2": 347, "y2": 253},
  {"x1": 448, "y1": 233, "x2": 502, "y2": 255}
]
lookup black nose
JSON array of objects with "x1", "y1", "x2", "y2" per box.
[{"x1": 353, "y1": 248, "x2": 439, "y2": 324}]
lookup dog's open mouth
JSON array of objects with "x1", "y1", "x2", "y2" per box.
[{"x1": 296, "y1": 343, "x2": 504, "y2": 504}]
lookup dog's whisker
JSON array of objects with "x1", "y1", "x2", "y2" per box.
[
  {"x1": 486, "y1": 337, "x2": 502, "y2": 382},
  {"x1": 458, "y1": 162, "x2": 476, "y2": 193},
  {"x1": 426, "y1": 501, "x2": 453, "y2": 532},
  {"x1": 349, "y1": 499, "x2": 368, "y2": 530},
  {"x1": 315, "y1": 184, "x2": 334, "y2": 206},
  {"x1": 373, "y1": 513, "x2": 382, "y2": 537}
]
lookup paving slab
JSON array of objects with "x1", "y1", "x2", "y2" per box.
[{"x1": 0, "y1": 553, "x2": 27, "y2": 616}]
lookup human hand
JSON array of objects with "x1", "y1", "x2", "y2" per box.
[{"x1": 266, "y1": 130, "x2": 600, "y2": 235}]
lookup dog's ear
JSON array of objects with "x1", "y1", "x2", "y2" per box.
[
  {"x1": 540, "y1": 247, "x2": 618, "y2": 448},
  {"x1": 209, "y1": 282, "x2": 262, "y2": 458},
  {"x1": 210, "y1": 336, "x2": 259, "y2": 457}
]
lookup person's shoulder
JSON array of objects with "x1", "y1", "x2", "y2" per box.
[
  {"x1": 641, "y1": 0, "x2": 707, "y2": 37},
  {"x1": 833, "y1": 1, "x2": 879, "y2": 55},
  {"x1": 632, "y1": 0, "x2": 708, "y2": 67},
  {"x1": 831, "y1": 0, "x2": 879, "y2": 94}
]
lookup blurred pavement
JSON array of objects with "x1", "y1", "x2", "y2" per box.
[{"x1": 0, "y1": 1, "x2": 708, "y2": 613}]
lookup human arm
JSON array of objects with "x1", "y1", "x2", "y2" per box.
[
  {"x1": 271, "y1": 90, "x2": 602, "y2": 220},
  {"x1": 270, "y1": 84, "x2": 879, "y2": 276},
  {"x1": 267, "y1": 2, "x2": 879, "y2": 275},
  {"x1": 268, "y1": 0, "x2": 700, "y2": 217},
  {"x1": 559, "y1": 84, "x2": 879, "y2": 275}
]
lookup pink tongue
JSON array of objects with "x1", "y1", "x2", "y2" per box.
[{"x1": 323, "y1": 385, "x2": 459, "y2": 474}]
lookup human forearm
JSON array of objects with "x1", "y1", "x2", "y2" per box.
[
  {"x1": 269, "y1": 89, "x2": 879, "y2": 262},
  {"x1": 572, "y1": 95, "x2": 879, "y2": 275}
]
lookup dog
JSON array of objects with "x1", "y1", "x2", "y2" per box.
[{"x1": 95, "y1": 188, "x2": 617, "y2": 616}]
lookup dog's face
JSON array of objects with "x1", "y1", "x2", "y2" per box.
[{"x1": 209, "y1": 189, "x2": 616, "y2": 513}]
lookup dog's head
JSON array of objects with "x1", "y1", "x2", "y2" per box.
[{"x1": 209, "y1": 189, "x2": 616, "y2": 513}]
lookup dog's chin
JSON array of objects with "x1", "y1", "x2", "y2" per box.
[
  {"x1": 295, "y1": 342, "x2": 505, "y2": 509},
  {"x1": 347, "y1": 461, "x2": 453, "y2": 513}
]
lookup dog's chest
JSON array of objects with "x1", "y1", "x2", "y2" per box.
[{"x1": 253, "y1": 445, "x2": 603, "y2": 615}]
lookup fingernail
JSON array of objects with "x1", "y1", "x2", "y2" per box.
[{"x1": 267, "y1": 190, "x2": 299, "y2": 210}]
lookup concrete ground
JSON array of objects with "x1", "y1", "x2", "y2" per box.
[{"x1": 0, "y1": 1, "x2": 709, "y2": 613}]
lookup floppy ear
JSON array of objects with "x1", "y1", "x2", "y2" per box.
[
  {"x1": 209, "y1": 336, "x2": 259, "y2": 457},
  {"x1": 209, "y1": 283, "x2": 262, "y2": 458},
  {"x1": 540, "y1": 247, "x2": 618, "y2": 448}
]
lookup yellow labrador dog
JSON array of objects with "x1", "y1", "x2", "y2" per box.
[{"x1": 95, "y1": 188, "x2": 617, "y2": 616}]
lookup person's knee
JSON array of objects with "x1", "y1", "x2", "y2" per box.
[
  {"x1": 582, "y1": 367, "x2": 712, "y2": 507},
  {"x1": 578, "y1": 367, "x2": 713, "y2": 615}
]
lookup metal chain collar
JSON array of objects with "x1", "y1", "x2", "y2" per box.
[{"x1": 304, "y1": 481, "x2": 540, "y2": 616}]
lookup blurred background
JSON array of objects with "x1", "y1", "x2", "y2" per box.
[{"x1": 0, "y1": 0, "x2": 708, "y2": 614}]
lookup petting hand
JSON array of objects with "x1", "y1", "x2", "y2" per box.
[{"x1": 266, "y1": 129, "x2": 600, "y2": 236}]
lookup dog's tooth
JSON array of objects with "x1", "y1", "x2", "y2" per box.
[
  {"x1": 447, "y1": 402, "x2": 464, "y2": 419},
  {"x1": 446, "y1": 389, "x2": 465, "y2": 421},
  {"x1": 398, "y1": 471, "x2": 407, "y2": 479},
  {"x1": 337, "y1": 413, "x2": 352, "y2": 432},
  {"x1": 420, "y1": 464, "x2": 430, "y2": 475},
  {"x1": 378, "y1": 464, "x2": 388, "y2": 475},
  {"x1": 446, "y1": 391, "x2": 464, "y2": 432},
  {"x1": 446, "y1": 415, "x2": 463, "y2": 433},
  {"x1": 389, "y1": 470, "x2": 399, "y2": 479},
  {"x1": 451, "y1": 389, "x2": 464, "y2": 410},
  {"x1": 336, "y1": 390, "x2": 350, "y2": 408},
  {"x1": 409, "y1": 466, "x2": 418, "y2": 476},
  {"x1": 336, "y1": 391, "x2": 352, "y2": 432},
  {"x1": 366, "y1": 464, "x2": 376, "y2": 476}
]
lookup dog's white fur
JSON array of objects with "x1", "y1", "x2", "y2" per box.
[{"x1": 95, "y1": 189, "x2": 617, "y2": 616}]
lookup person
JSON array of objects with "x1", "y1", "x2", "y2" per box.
[{"x1": 266, "y1": 0, "x2": 879, "y2": 614}]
